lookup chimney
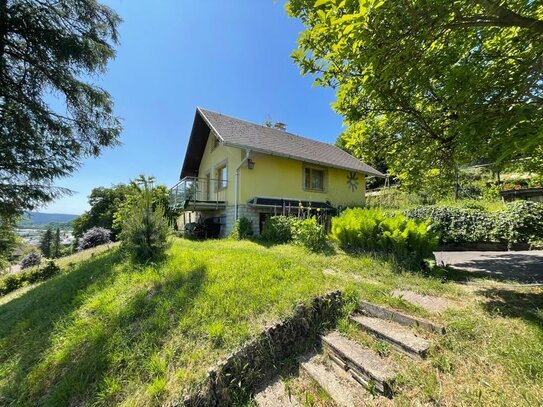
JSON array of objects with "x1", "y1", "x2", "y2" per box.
[{"x1": 273, "y1": 122, "x2": 287, "y2": 131}]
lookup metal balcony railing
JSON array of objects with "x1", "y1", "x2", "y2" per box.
[{"x1": 169, "y1": 177, "x2": 227, "y2": 210}]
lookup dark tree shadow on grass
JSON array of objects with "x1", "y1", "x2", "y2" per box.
[
  {"x1": 0, "y1": 250, "x2": 122, "y2": 405},
  {"x1": 0, "y1": 251, "x2": 207, "y2": 406},
  {"x1": 477, "y1": 287, "x2": 543, "y2": 330}
]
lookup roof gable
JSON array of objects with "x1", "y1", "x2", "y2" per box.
[{"x1": 180, "y1": 108, "x2": 384, "y2": 179}]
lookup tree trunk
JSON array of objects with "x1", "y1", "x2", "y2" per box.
[{"x1": 476, "y1": 0, "x2": 543, "y2": 33}]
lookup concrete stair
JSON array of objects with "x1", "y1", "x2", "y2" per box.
[
  {"x1": 299, "y1": 353, "x2": 369, "y2": 407},
  {"x1": 255, "y1": 299, "x2": 445, "y2": 405},
  {"x1": 350, "y1": 314, "x2": 430, "y2": 359},
  {"x1": 254, "y1": 379, "x2": 300, "y2": 407},
  {"x1": 321, "y1": 331, "x2": 396, "y2": 396},
  {"x1": 358, "y1": 300, "x2": 445, "y2": 334}
]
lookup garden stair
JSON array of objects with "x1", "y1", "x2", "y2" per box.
[{"x1": 255, "y1": 299, "x2": 445, "y2": 406}]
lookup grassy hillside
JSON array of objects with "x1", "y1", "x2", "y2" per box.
[{"x1": 0, "y1": 238, "x2": 541, "y2": 406}]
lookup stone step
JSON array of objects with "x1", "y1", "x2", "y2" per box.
[
  {"x1": 299, "y1": 353, "x2": 369, "y2": 407},
  {"x1": 359, "y1": 300, "x2": 445, "y2": 334},
  {"x1": 321, "y1": 331, "x2": 396, "y2": 396},
  {"x1": 392, "y1": 289, "x2": 450, "y2": 313},
  {"x1": 254, "y1": 379, "x2": 300, "y2": 407},
  {"x1": 350, "y1": 315, "x2": 430, "y2": 359}
]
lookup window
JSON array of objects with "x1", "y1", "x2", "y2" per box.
[
  {"x1": 304, "y1": 166, "x2": 325, "y2": 191},
  {"x1": 216, "y1": 164, "x2": 227, "y2": 189}
]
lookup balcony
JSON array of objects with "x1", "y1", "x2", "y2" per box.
[{"x1": 170, "y1": 176, "x2": 227, "y2": 210}]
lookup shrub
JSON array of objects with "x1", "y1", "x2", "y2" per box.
[
  {"x1": 261, "y1": 216, "x2": 296, "y2": 243},
  {"x1": 20, "y1": 252, "x2": 42, "y2": 269},
  {"x1": 292, "y1": 217, "x2": 329, "y2": 252},
  {"x1": 405, "y1": 201, "x2": 543, "y2": 247},
  {"x1": 229, "y1": 217, "x2": 254, "y2": 240},
  {"x1": 331, "y1": 208, "x2": 438, "y2": 259},
  {"x1": 27, "y1": 261, "x2": 60, "y2": 283},
  {"x1": 495, "y1": 201, "x2": 543, "y2": 246},
  {"x1": 0, "y1": 260, "x2": 60, "y2": 296},
  {"x1": 404, "y1": 206, "x2": 494, "y2": 244},
  {"x1": 120, "y1": 178, "x2": 170, "y2": 263},
  {"x1": 78, "y1": 227, "x2": 111, "y2": 251}
]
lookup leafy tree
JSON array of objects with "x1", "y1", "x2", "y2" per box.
[
  {"x1": 287, "y1": 0, "x2": 543, "y2": 193},
  {"x1": 0, "y1": 215, "x2": 19, "y2": 269},
  {"x1": 0, "y1": 0, "x2": 122, "y2": 217},
  {"x1": 73, "y1": 184, "x2": 133, "y2": 239},
  {"x1": 119, "y1": 176, "x2": 170, "y2": 263},
  {"x1": 39, "y1": 227, "x2": 53, "y2": 258}
]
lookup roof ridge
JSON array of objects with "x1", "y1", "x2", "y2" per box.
[{"x1": 197, "y1": 107, "x2": 339, "y2": 148}]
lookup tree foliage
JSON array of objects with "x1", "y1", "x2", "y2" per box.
[
  {"x1": 0, "y1": 0, "x2": 122, "y2": 217},
  {"x1": 72, "y1": 184, "x2": 133, "y2": 239},
  {"x1": 0, "y1": 215, "x2": 18, "y2": 269},
  {"x1": 113, "y1": 175, "x2": 176, "y2": 233},
  {"x1": 39, "y1": 227, "x2": 53, "y2": 258},
  {"x1": 287, "y1": 0, "x2": 543, "y2": 191},
  {"x1": 77, "y1": 226, "x2": 111, "y2": 251}
]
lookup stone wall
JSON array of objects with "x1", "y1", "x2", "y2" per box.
[
  {"x1": 221, "y1": 205, "x2": 262, "y2": 237},
  {"x1": 176, "y1": 290, "x2": 343, "y2": 406}
]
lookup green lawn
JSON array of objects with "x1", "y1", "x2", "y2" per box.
[{"x1": 0, "y1": 238, "x2": 541, "y2": 406}]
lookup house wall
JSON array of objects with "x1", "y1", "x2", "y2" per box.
[
  {"x1": 198, "y1": 131, "x2": 244, "y2": 204},
  {"x1": 193, "y1": 132, "x2": 367, "y2": 237},
  {"x1": 238, "y1": 151, "x2": 366, "y2": 207}
]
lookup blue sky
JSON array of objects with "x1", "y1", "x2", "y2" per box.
[{"x1": 44, "y1": 0, "x2": 344, "y2": 215}]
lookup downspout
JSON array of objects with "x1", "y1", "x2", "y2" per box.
[{"x1": 234, "y1": 149, "x2": 251, "y2": 221}]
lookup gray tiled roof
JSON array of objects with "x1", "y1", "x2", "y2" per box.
[{"x1": 197, "y1": 108, "x2": 384, "y2": 177}]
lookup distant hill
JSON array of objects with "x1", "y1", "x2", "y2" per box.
[{"x1": 17, "y1": 212, "x2": 78, "y2": 229}]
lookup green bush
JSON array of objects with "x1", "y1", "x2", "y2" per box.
[
  {"x1": 404, "y1": 206, "x2": 495, "y2": 244},
  {"x1": 405, "y1": 201, "x2": 543, "y2": 247},
  {"x1": 496, "y1": 201, "x2": 543, "y2": 246},
  {"x1": 261, "y1": 216, "x2": 296, "y2": 243},
  {"x1": 229, "y1": 217, "x2": 254, "y2": 240},
  {"x1": 331, "y1": 208, "x2": 438, "y2": 259},
  {"x1": 120, "y1": 178, "x2": 171, "y2": 263},
  {"x1": 0, "y1": 260, "x2": 61, "y2": 296},
  {"x1": 292, "y1": 217, "x2": 329, "y2": 252}
]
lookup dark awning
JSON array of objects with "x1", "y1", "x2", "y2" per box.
[{"x1": 247, "y1": 197, "x2": 336, "y2": 211}]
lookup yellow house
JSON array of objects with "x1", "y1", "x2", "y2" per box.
[{"x1": 170, "y1": 108, "x2": 384, "y2": 236}]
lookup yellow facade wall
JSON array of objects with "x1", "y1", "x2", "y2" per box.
[{"x1": 197, "y1": 132, "x2": 366, "y2": 207}]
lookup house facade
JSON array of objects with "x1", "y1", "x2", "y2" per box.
[{"x1": 170, "y1": 108, "x2": 384, "y2": 237}]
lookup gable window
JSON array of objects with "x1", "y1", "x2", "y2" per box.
[
  {"x1": 304, "y1": 166, "x2": 325, "y2": 192},
  {"x1": 216, "y1": 164, "x2": 227, "y2": 190}
]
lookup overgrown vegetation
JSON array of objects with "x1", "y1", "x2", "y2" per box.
[
  {"x1": 0, "y1": 238, "x2": 541, "y2": 406},
  {"x1": 331, "y1": 208, "x2": 438, "y2": 261}
]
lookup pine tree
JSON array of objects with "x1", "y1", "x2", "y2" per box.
[
  {"x1": 0, "y1": 0, "x2": 122, "y2": 217},
  {"x1": 52, "y1": 228, "x2": 61, "y2": 258},
  {"x1": 40, "y1": 228, "x2": 53, "y2": 258}
]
